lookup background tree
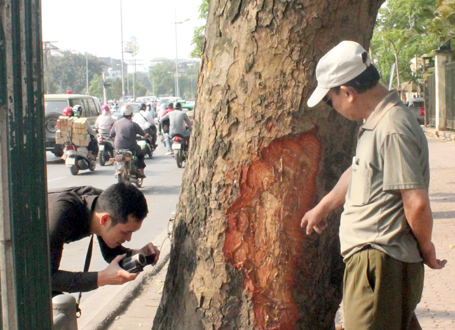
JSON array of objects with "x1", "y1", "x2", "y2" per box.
[
  {"x1": 46, "y1": 51, "x2": 105, "y2": 94},
  {"x1": 89, "y1": 74, "x2": 103, "y2": 99},
  {"x1": 429, "y1": 0, "x2": 455, "y2": 45},
  {"x1": 135, "y1": 71, "x2": 153, "y2": 96},
  {"x1": 149, "y1": 61, "x2": 176, "y2": 96},
  {"x1": 371, "y1": 0, "x2": 455, "y2": 88},
  {"x1": 178, "y1": 64, "x2": 199, "y2": 99},
  {"x1": 106, "y1": 78, "x2": 123, "y2": 101},
  {"x1": 153, "y1": 1, "x2": 384, "y2": 329},
  {"x1": 190, "y1": 0, "x2": 209, "y2": 58}
]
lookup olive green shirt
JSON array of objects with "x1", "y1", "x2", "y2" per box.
[{"x1": 340, "y1": 90, "x2": 429, "y2": 263}]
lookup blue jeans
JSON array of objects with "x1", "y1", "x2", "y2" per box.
[{"x1": 165, "y1": 133, "x2": 172, "y2": 151}]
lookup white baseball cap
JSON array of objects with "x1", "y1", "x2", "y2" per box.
[{"x1": 307, "y1": 41, "x2": 371, "y2": 108}]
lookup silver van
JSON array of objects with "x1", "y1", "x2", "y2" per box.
[{"x1": 44, "y1": 94, "x2": 100, "y2": 156}]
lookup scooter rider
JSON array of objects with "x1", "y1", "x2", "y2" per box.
[
  {"x1": 132, "y1": 103, "x2": 158, "y2": 149},
  {"x1": 160, "y1": 102, "x2": 192, "y2": 139},
  {"x1": 109, "y1": 104, "x2": 148, "y2": 178},
  {"x1": 96, "y1": 105, "x2": 116, "y2": 135},
  {"x1": 160, "y1": 103, "x2": 174, "y2": 155},
  {"x1": 73, "y1": 105, "x2": 98, "y2": 160}
]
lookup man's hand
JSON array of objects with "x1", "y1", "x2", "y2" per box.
[
  {"x1": 134, "y1": 242, "x2": 160, "y2": 265},
  {"x1": 401, "y1": 188, "x2": 447, "y2": 270},
  {"x1": 420, "y1": 242, "x2": 447, "y2": 269},
  {"x1": 300, "y1": 206, "x2": 329, "y2": 235},
  {"x1": 97, "y1": 254, "x2": 138, "y2": 287}
]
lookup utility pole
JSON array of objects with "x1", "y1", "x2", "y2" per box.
[
  {"x1": 172, "y1": 14, "x2": 190, "y2": 98},
  {"x1": 120, "y1": 0, "x2": 125, "y2": 101},
  {"x1": 174, "y1": 10, "x2": 180, "y2": 97},
  {"x1": 126, "y1": 59, "x2": 143, "y2": 100},
  {"x1": 85, "y1": 52, "x2": 89, "y2": 94},
  {"x1": 42, "y1": 41, "x2": 59, "y2": 94},
  {"x1": 102, "y1": 72, "x2": 107, "y2": 104}
]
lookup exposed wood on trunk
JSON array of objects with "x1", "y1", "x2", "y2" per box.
[{"x1": 153, "y1": 1, "x2": 384, "y2": 329}]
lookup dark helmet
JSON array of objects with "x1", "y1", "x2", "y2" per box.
[{"x1": 167, "y1": 103, "x2": 174, "y2": 109}]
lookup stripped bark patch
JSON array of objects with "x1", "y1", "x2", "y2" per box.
[{"x1": 224, "y1": 132, "x2": 322, "y2": 329}]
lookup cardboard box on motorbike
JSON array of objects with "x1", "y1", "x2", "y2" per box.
[{"x1": 55, "y1": 116, "x2": 90, "y2": 147}]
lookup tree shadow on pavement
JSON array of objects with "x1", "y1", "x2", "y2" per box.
[
  {"x1": 431, "y1": 211, "x2": 455, "y2": 219},
  {"x1": 140, "y1": 185, "x2": 181, "y2": 195}
]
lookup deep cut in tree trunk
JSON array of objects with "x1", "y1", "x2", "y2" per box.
[{"x1": 153, "y1": 1, "x2": 384, "y2": 329}]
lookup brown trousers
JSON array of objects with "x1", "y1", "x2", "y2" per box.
[{"x1": 343, "y1": 248, "x2": 424, "y2": 330}]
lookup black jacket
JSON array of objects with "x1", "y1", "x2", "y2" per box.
[{"x1": 48, "y1": 186, "x2": 132, "y2": 294}]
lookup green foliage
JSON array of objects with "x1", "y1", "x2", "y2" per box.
[
  {"x1": 46, "y1": 51, "x2": 106, "y2": 94},
  {"x1": 89, "y1": 74, "x2": 103, "y2": 98},
  {"x1": 150, "y1": 61, "x2": 177, "y2": 96},
  {"x1": 178, "y1": 64, "x2": 199, "y2": 99},
  {"x1": 430, "y1": 0, "x2": 455, "y2": 44},
  {"x1": 371, "y1": 0, "x2": 455, "y2": 88},
  {"x1": 149, "y1": 60, "x2": 199, "y2": 99},
  {"x1": 106, "y1": 78, "x2": 123, "y2": 101},
  {"x1": 190, "y1": 0, "x2": 209, "y2": 58}
]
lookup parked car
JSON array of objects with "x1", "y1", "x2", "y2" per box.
[
  {"x1": 44, "y1": 94, "x2": 100, "y2": 156},
  {"x1": 407, "y1": 97, "x2": 425, "y2": 124}
]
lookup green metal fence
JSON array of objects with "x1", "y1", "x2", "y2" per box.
[
  {"x1": 425, "y1": 72, "x2": 436, "y2": 127},
  {"x1": 445, "y1": 62, "x2": 455, "y2": 129}
]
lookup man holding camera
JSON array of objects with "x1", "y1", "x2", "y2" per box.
[{"x1": 48, "y1": 183, "x2": 160, "y2": 295}]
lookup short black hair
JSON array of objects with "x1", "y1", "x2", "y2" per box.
[
  {"x1": 96, "y1": 183, "x2": 148, "y2": 226},
  {"x1": 332, "y1": 64, "x2": 380, "y2": 94},
  {"x1": 175, "y1": 102, "x2": 182, "y2": 109},
  {"x1": 167, "y1": 103, "x2": 174, "y2": 109}
]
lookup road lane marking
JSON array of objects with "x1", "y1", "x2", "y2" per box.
[{"x1": 48, "y1": 176, "x2": 66, "y2": 183}]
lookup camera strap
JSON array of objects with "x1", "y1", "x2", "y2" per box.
[{"x1": 76, "y1": 234, "x2": 94, "y2": 318}]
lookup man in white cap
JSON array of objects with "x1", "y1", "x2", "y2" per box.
[{"x1": 300, "y1": 41, "x2": 446, "y2": 329}]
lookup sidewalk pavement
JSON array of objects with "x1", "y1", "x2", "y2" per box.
[{"x1": 92, "y1": 131, "x2": 455, "y2": 330}]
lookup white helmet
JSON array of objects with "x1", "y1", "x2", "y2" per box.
[{"x1": 120, "y1": 104, "x2": 134, "y2": 116}]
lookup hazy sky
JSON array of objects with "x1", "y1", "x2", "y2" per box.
[{"x1": 41, "y1": 0, "x2": 205, "y2": 71}]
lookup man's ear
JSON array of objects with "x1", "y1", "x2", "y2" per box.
[
  {"x1": 100, "y1": 213, "x2": 111, "y2": 226},
  {"x1": 340, "y1": 86, "x2": 356, "y2": 103}
]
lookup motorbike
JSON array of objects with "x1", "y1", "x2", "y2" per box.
[
  {"x1": 137, "y1": 135, "x2": 154, "y2": 158},
  {"x1": 172, "y1": 134, "x2": 189, "y2": 168},
  {"x1": 63, "y1": 143, "x2": 96, "y2": 175},
  {"x1": 111, "y1": 149, "x2": 143, "y2": 187},
  {"x1": 97, "y1": 134, "x2": 114, "y2": 166}
]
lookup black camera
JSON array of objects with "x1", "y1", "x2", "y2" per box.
[{"x1": 119, "y1": 253, "x2": 156, "y2": 274}]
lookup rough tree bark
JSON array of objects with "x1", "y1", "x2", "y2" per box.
[{"x1": 153, "y1": 1, "x2": 384, "y2": 329}]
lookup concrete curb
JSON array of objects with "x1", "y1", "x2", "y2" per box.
[
  {"x1": 422, "y1": 126, "x2": 455, "y2": 141},
  {"x1": 83, "y1": 252, "x2": 171, "y2": 330}
]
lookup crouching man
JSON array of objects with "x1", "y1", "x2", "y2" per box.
[{"x1": 48, "y1": 183, "x2": 160, "y2": 295}]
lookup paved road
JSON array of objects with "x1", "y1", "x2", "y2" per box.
[
  {"x1": 46, "y1": 142, "x2": 183, "y2": 328},
  {"x1": 415, "y1": 136, "x2": 455, "y2": 329}
]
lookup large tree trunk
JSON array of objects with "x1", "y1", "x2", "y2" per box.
[{"x1": 153, "y1": 1, "x2": 384, "y2": 329}]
